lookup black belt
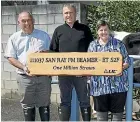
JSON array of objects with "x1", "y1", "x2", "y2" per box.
[{"x1": 20, "y1": 74, "x2": 41, "y2": 77}]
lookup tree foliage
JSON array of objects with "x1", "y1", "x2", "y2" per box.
[{"x1": 87, "y1": 1, "x2": 140, "y2": 37}]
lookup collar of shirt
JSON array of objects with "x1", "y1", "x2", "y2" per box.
[
  {"x1": 64, "y1": 20, "x2": 79, "y2": 28},
  {"x1": 20, "y1": 29, "x2": 35, "y2": 37},
  {"x1": 96, "y1": 36, "x2": 113, "y2": 47}
]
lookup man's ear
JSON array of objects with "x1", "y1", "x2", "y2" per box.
[
  {"x1": 17, "y1": 20, "x2": 20, "y2": 25},
  {"x1": 33, "y1": 18, "x2": 35, "y2": 24}
]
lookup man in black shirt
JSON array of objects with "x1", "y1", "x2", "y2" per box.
[{"x1": 50, "y1": 4, "x2": 93, "y2": 121}]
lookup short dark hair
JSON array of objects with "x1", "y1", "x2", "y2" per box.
[{"x1": 96, "y1": 20, "x2": 110, "y2": 30}]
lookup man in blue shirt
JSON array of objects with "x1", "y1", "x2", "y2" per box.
[{"x1": 5, "y1": 11, "x2": 51, "y2": 121}]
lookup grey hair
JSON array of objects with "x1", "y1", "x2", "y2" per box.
[
  {"x1": 18, "y1": 11, "x2": 34, "y2": 20},
  {"x1": 63, "y1": 4, "x2": 76, "y2": 12}
]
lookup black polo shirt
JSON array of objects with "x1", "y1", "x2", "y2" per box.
[{"x1": 50, "y1": 21, "x2": 93, "y2": 52}]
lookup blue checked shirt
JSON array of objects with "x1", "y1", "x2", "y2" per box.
[{"x1": 88, "y1": 36, "x2": 130, "y2": 96}]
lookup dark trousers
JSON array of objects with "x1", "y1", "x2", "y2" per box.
[
  {"x1": 93, "y1": 92, "x2": 127, "y2": 113},
  {"x1": 58, "y1": 76, "x2": 90, "y2": 107}
]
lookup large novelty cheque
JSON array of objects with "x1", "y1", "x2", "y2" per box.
[{"x1": 27, "y1": 52, "x2": 122, "y2": 76}]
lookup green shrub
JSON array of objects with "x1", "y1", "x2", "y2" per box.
[{"x1": 87, "y1": 1, "x2": 140, "y2": 38}]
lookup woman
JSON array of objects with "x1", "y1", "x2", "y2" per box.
[{"x1": 88, "y1": 20, "x2": 130, "y2": 121}]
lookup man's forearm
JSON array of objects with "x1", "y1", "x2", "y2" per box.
[{"x1": 7, "y1": 57, "x2": 25, "y2": 70}]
